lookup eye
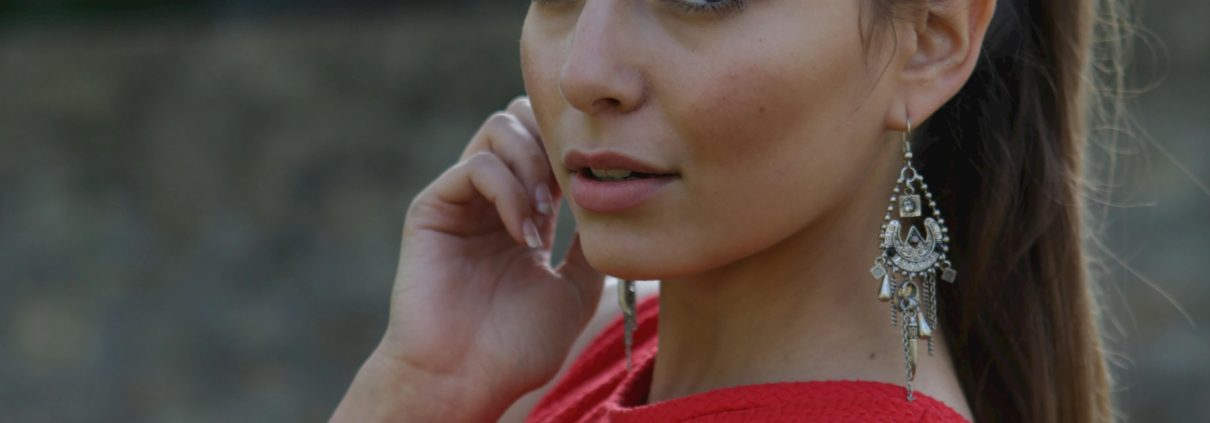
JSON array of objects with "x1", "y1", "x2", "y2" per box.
[
  {"x1": 661, "y1": 0, "x2": 748, "y2": 16},
  {"x1": 530, "y1": 0, "x2": 748, "y2": 17},
  {"x1": 530, "y1": 0, "x2": 580, "y2": 12}
]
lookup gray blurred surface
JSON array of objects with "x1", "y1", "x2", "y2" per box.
[{"x1": 0, "y1": 3, "x2": 1205, "y2": 422}]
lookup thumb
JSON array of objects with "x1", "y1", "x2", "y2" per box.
[{"x1": 557, "y1": 231, "x2": 604, "y2": 315}]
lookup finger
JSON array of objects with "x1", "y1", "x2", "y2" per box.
[
  {"x1": 460, "y1": 110, "x2": 530, "y2": 160},
  {"x1": 485, "y1": 113, "x2": 555, "y2": 215},
  {"x1": 429, "y1": 151, "x2": 542, "y2": 249},
  {"x1": 535, "y1": 193, "x2": 561, "y2": 251},
  {"x1": 463, "y1": 112, "x2": 555, "y2": 218},
  {"x1": 506, "y1": 97, "x2": 563, "y2": 199},
  {"x1": 506, "y1": 96, "x2": 542, "y2": 150},
  {"x1": 557, "y1": 232, "x2": 604, "y2": 312}
]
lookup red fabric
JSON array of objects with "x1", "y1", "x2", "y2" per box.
[{"x1": 526, "y1": 295, "x2": 969, "y2": 422}]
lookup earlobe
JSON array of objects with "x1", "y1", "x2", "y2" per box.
[
  {"x1": 887, "y1": 0, "x2": 997, "y2": 130},
  {"x1": 884, "y1": 99, "x2": 910, "y2": 132}
]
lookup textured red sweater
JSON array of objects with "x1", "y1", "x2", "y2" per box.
[{"x1": 526, "y1": 295, "x2": 969, "y2": 422}]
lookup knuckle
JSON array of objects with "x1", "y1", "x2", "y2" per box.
[
  {"x1": 405, "y1": 191, "x2": 425, "y2": 216},
  {"x1": 490, "y1": 112, "x2": 533, "y2": 141},
  {"x1": 484, "y1": 111, "x2": 515, "y2": 131},
  {"x1": 465, "y1": 151, "x2": 501, "y2": 169},
  {"x1": 507, "y1": 96, "x2": 531, "y2": 112}
]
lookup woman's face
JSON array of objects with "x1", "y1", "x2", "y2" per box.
[{"x1": 521, "y1": 0, "x2": 901, "y2": 279}]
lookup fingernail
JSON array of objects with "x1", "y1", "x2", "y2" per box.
[
  {"x1": 523, "y1": 218, "x2": 543, "y2": 249},
  {"x1": 535, "y1": 184, "x2": 553, "y2": 215}
]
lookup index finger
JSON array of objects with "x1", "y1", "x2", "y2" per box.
[
  {"x1": 507, "y1": 96, "x2": 560, "y2": 197},
  {"x1": 506, "y1": 96, "x2": 543, "y2": 153}
]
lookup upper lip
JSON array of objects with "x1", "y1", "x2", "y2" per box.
[{"x1": 563, "y1": 149, "x2": 677, "y2": 175}]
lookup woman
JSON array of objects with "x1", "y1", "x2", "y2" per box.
[{"x1": 333, "y1": 0, "x2": 1121, "y2": 421}]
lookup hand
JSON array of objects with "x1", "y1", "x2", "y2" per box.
[{"x1": 334, "y1": 96, "x2": 605, "y2": 422}]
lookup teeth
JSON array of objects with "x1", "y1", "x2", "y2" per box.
[{"x1": 589, "y1": 168, "x2": 634, "y2": 181}]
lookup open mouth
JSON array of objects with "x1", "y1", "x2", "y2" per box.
[
  {"x1": 582, "y1": 168, "x2": 676, "y2": 182},
  {"x1": 570, "y1": 168, "x2": 678, "y2": 213}
]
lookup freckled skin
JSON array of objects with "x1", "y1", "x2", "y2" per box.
[{"x1": 521, "y1": 0, "x2": 899, "y2": 279}]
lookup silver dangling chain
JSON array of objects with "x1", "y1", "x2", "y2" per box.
[
  {"x1": 617, "y1": 278, "x2": 636, "y2": 372},
  {"x1": 926, "y1": 272, "x2": 937, "y2": 355}
]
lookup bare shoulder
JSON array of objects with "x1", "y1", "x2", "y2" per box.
[{"x1": 498, "y1": 278, "x2": 659, "y2": 423}]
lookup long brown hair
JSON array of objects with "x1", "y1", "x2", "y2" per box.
[{"x1": 870, "y1": 0, "x2": 1125, "y2": 421}]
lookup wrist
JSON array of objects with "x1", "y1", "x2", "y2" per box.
[{"x1": 331, "y1": 347, "x2": 513, "y2": 422}]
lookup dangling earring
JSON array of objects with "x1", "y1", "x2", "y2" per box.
[
  {"x1": 617, "y1": 278, "x2": 637, "y2": 372},
  {"x1": 870, "y1": 118, "x2": 957, "y2": 402}
]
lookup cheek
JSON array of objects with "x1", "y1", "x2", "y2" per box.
[
  {"x1": 671, "y1": 54, "x2": 860, "y2": 207},
  {"x1": 683, "y1": 65, "x2": 802, "y2": 166},
  {"x1": 519, "y1": 31, "x2": 571, "y2": 190},
  {"x1": 658, "y1": 35, "x2": 876, "y2": 267}
]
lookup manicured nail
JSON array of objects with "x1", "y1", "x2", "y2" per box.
[
  {"x1": 535, "y1": 184, "x2": 553, "y2": 215},
  {"x1": 523, "y1": 218, "x2": 543, "y2": 249}
]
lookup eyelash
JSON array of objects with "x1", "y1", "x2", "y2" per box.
[
  {"x1": 531, "y1": 0, "x2": 749, "y2": 17},
  {"x1": 662, "y1": 0, "x2": 748, "y2": 16}
]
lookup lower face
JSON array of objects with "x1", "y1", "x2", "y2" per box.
[{"x1": 521, "y1": 0, "x2": 897, "y2": 279}]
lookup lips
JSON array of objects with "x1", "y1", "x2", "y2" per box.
[
  {"x1": 570, "y1": 172, "x2": 676, "y2": 213},
  {"x1": 563, "y1": 149, "x2": 677, "y2": 176},
  {"x1": 563, "y1": 149, "x2": 678, "y2": 213}
]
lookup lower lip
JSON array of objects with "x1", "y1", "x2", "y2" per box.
[{"x1": 570, "y1": 172, "x2": 677, "y2": 213}]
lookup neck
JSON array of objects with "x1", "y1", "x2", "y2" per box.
[{"x1": 647, "y1": 144, "x2": 958, "y2": 404}]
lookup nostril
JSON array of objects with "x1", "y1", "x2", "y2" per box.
[{"x1": 590, "y1": 98, "x2": 623, "y2": 113}]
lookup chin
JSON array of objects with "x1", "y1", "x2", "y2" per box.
[{"x1": 578, "y1": 229, "x2": 710, "y2": 281}]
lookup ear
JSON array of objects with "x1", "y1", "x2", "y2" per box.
[{"x1": 884, "y1": 0, "x2": 997, "y2": 130}]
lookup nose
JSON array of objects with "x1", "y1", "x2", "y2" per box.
[{"x1": 558, "y1": 1, "x2": 646, "y2": 115}]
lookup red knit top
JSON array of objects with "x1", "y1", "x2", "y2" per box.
[{"x1": 526, "y1": 295, "x2": 969, "y2": 422}]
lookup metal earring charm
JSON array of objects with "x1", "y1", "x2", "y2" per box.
[
  {"x1": 869, "y1": 119, "x2": 957, "y2": 401},
  {"x1": 617, "y1": 278, "x2": 637, "y2": 372}
]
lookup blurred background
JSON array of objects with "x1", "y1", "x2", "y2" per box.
[{"x1": 0, "y1": 1, "x2": 1205, "y2": 421}]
